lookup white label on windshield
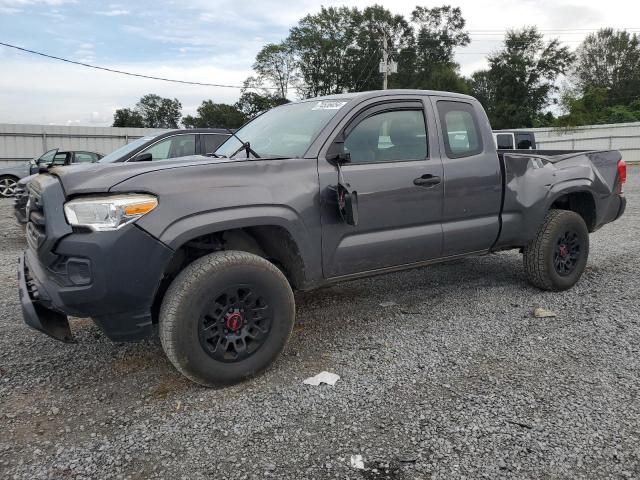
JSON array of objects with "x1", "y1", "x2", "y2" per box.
[{"x1": 312, "y1": 100, "x2": 347, "y2": 111}]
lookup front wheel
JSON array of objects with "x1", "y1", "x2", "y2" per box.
[
  {"x1": 0, "y1": 175, "x2": 18, "y2": 197},
  {"x1": 523, "y1": 209, "x2": 589, "y2": 291},
  {"x1": 159, "y1": 250, "x2": 295, "y2": 386}
]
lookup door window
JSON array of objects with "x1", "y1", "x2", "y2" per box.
[
  {"x1": 143, "y1": 134, "x2": 196, "y2": 161},
  {"x1": 73, "y1": 152, "x2": 99, "y2": 163},
  {"x1": 515, "y1": 133, "x2": 534, "y2": 149},
  {"x1": 437, "y1": 101, "x2": 483, "y2": 158},
  {"x1": 344, "y1": 110, "x2": 427, "y2": 163},
  {"x1": 495, "y1": 133, "x2": 514, "y2": 149},
  {"x1": 50, "y1": 153, "x2": 68, "y2": 165}
]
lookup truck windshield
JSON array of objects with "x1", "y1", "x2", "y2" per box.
[{"x1": 215, "y1": 99, "x2": 349, "y2": 158}]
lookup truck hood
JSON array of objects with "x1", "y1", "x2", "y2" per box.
[{"x1": 49, "y1": 155, "x2": 241, "y2": 196}]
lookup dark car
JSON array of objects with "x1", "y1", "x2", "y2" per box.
[
  {"x1": 97, "y1": 128, "x2": 231, "y2": 164},
  {"x1": 18, "y1": 90, "x2": 626, "y2": 387},
  {"x1": 13, "y1": 129, "x2": 231, "y2": 224},
  {"x1": 0, "y1": 149, "x2": 102, "y2": 197}
]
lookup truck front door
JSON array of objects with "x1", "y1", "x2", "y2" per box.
[{"x1": 319, "y1": 98, "x2": 444, "y2": 278}]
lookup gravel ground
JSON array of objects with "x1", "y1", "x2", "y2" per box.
[{"x1": 1, "y1": 168, "x2": 639, "y2": 480}]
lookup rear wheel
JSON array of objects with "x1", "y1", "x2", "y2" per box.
[
  {"x1": 159, "y1": 250, "x2": 295, "y2": 386},
  {"x1": 523, "y1": 209, "x2": 589, "y2": 291},
  {"x1": 0, "y1": 176, "x2": 18, "y2": 197}
]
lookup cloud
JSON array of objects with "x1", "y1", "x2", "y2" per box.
[{"x1": 96, "y1": 9, "x2": 130, "y2": 16}]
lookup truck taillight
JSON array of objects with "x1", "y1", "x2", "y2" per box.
[{"x1": 617, "y1": 159, "x2": 627, "y2": 194}]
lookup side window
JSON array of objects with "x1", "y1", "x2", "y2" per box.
[
  {"x1": 50, "y1": 153, "x2": 68, "y2": 166},
  {"x1": 143, "y1": 134, "x2": 196, "y2": 161},
  {"x1": 437, "y1": 101, "x2": 483, "y2": 158},
  {"x1": 515, "y1": 133, "x2": 533, "y2": 150},
  {"x1": 73, "y1": 152, "x2": 98, "y2": 163},
  {"x1": 344, "y1": 110, "x2": 427, "y2": 164},
  {"x1": 496, "y1": 133, "x2": 514, "y2": 149},
  {"x1": 202, "y1": 134, "x2": 228, "y2": 154}
]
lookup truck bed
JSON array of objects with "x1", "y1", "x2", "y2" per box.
[{"x1": 493, "y1": 149, "x2": 625, "y2": 250}]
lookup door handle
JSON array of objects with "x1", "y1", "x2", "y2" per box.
[{"x1": 413, "y1": 174, "x2": 441, "y2": 187}]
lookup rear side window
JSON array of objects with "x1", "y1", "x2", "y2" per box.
[
  {"x1": 437, "y1": 101, "x2": 483, "y2": 158},
  {"x1": 496, "y1": 133, "x2": 514, "y2": 149},
  {"x1": 74, "y1": 152, "x2": 99, "y2": 163},
  {"x1": 515, "y1": 133, "x2": 534, "y2": 149}
]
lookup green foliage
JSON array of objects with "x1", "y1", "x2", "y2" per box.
[
  {"x1": 557, "y1": 87, "x2": 640, "y2": 126},
  {"x1": 112, "y1": 95, "x2": 181, "y2": 128},
  {"x1": 470, "y1": 28, "x2": 573, "y2": 129},
  {"x1": 135, "y1": 94, "x2": 182, "y2": 128},
  {"x1": 183, "y1": 100, "x2": 246, "y2": 129},
  {"x1": 235, "y1": 92, "x2": 289, "y2": 118},
  {"x1": 573, "y1": 29, "x2": 640, "y2": 102},
  {"x1": 253, "y1": 42, "x2": 297, "y2": 98},
  {"x1": 112, "y1": 108, "x2": 145, "y2": 128}
]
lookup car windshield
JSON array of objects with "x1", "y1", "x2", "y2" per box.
[
  {"x1": 215, "y1": 99, "x2": 350, "y2": 158},
  {"x1": 99, "y1": 135, "x2": 158, "y2": 163}
]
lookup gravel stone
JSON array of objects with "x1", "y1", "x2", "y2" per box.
[{"x1": 1, "y1": 168, "x2": 639, "y2": 479}]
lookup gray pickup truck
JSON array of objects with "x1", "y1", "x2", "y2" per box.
[{"x1": 18, "y1": 90, "x2": 626, "y2": 386}]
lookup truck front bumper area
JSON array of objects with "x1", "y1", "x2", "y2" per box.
[{"x1": 19, "y1": 225, "x2": 174, "y2": 342}]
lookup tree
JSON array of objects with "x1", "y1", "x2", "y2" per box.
[
  {"x1": 236, "y1": 91, "x2": 289, "y2": 118},
  {"x1": 112, "y1": 94, "x2": 182, "y2": 128},
  {"x1": 287, "y1": 6, "x2": 360, "y2": 97},
  {"x1": 183, "y1": 100, "x2": 246, "y2": 129},
  {"x1": 394, "y1": 6, "x2": 470, "y2": 92},
  {"x1": 135, "y1": 94, "x2": 182, "y2": 128},
  {"x1": 470, "y1": 27, "x2": 573, "y2": 129},
  {"x1": 573, "y1": 28, "x2": 640, "y2": 104},
  {"x1": 112, "y1": 108, "x2": 144, "y2": 127},
  {"x1": 253, "y1": 42, "x2": 297, "y2": 98}
]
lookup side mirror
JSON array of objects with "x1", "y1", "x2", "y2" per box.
[
  {"x1": 133, "y1": 152, "x2": 152, "y2": 162},
  {"x1": 327, "y1": 152, "x2": 351, "y2": 165},
  {"x1": 38, "y1": 166, "x2": 48, "y2": 174},
  {"x1": 337, "y1": 182, "x2": 359, "y2": 226}
]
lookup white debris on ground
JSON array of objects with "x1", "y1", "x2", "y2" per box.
[
  {"x1": 533, "y1": 307, "x2": 557, "y2": 318},
  {"x1": 350, "y1": 454, "x2": 365, "y2": 470},
  {"x1": 302, "y1": 371, "x2": 340, "y2": 386}
]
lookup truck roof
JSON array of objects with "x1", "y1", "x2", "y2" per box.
[{"x1": 296, "y1": 89, "x2": 477, "y2": 104}]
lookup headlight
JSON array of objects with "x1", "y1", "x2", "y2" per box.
[{"x1": 64, "y1": 194, "x2": 158, "y2": 231}]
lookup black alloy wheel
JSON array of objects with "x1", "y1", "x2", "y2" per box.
[
  {"x1": 553, "y1": 229, "x2": 581, "y2": 276},
  {"x1": 199, "y1": 285, "x2": 273, "y2": 362}
]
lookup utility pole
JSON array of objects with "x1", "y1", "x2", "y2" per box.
[
  {"x1": 382, "y1": 32, "x2": 388, "y2": 90},
  {"x1": 378, "y1": 29, "x2": 397, "y2": 90}
]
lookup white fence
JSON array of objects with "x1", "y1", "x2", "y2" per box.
[
  {"x1": 0, "y1": 124, "x2": 169, "y2": 166},
  {"x1": 530, "y1": 121, "x2": 640, "y2": 163}
]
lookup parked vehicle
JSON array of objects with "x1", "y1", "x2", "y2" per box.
[
  {"x1": 12, "y1": 129, "x2": 231, "y2": 224},
  {"x1": 18, "y1": 90, "x2": 626, "y2": 386},
  {"x1": 493, "y1": 130, "x2": 536, "y2": 150},
  {"x1": 97, "y1": 128, "x2": 230, "y2": 164},
  {"x1": 0, "y1": 149, "x2": 102, "y2": 197}
]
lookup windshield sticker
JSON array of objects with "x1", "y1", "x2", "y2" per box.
[{"x1": 312, "y1": 100, "x2": 347, "y2": 111}]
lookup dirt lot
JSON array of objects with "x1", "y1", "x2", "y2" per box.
[{"x1": 1, "y1": 168, "x2": 639, "y2": 479}]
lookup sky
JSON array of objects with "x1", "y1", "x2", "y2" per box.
[{"x1": 0, "y1": 0, "x2": 638, "y2": 126}]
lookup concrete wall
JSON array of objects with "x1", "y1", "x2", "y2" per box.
[
  {"x1": 0, "y1": 124, "x2": 170, "y2": 166},
  {"x1": 529, "y1": 122, "x2": 640, "y2": 163}
]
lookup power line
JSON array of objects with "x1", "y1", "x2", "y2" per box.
[{"x1": 0, "y1": 41, "x2": 279, "y2": 90}]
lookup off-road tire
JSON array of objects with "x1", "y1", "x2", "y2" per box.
[
  {"x1": 523, "y1": 209, "x2": 589, "y2": 291},
  {"x1": 159, "y1": 250, "x2": 295, "y2": 386}
]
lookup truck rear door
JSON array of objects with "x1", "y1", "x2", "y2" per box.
[
  {"x1": 430, "y1": 97, "x2": 502, "y2": 256},
  {"x1": 318, "y1": 96, "x2": 444, "y2": 278}
]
